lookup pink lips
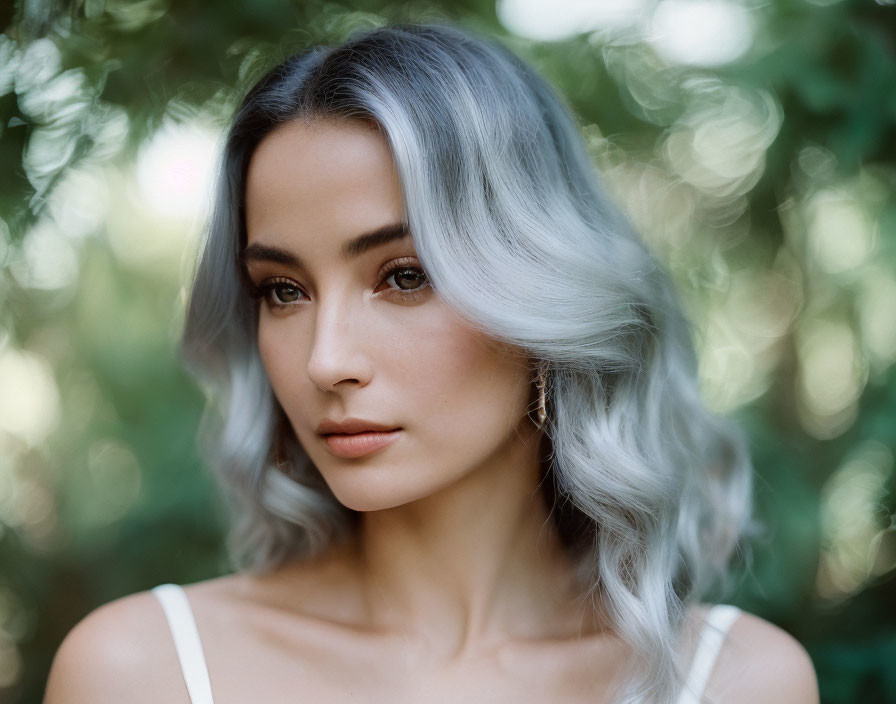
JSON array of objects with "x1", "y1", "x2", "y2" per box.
[{"x1": 322, "y1": 429, "x2": 402, "y2": 459}]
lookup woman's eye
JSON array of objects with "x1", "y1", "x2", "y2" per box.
[
  {"x1": 384, "y1": 266, "x2": 429, "y2": 293},
  {"x1": 253, "y1": 279, "x2": 306, "y2": 308},
  {"x1": 270, "y1": 283, "x2": 302, "y2": 304}
]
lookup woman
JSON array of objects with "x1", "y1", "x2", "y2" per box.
[{"x1": 45, "y1": 22, "x2": 818, "y2": 704}]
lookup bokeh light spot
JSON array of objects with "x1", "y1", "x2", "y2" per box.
[
  {"x1": 0, "y1": 349, "x2": 60, "y2": 446},
  {"x1": 806, "y1": 189, "x2": 877, "y2": 274},
  {"x1": 135, "y1": 120, "x2": 219, "y2": 221},
  {"x1": 648, "y1": 0, "x2": 755, "y2": 67},
  {"x1": 497, "y1": 0, "x2": 647, "y2": 41},
  {"x1": 817, "y1": 441, "x2": 894, "y2": 600},
  {"x1": 796, "y1": 318, "x2": 868, "y2": 438}
]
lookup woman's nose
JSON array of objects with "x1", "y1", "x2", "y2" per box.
[{"x1": 305, "y1": 296, "x2": 373, "y2": 391}]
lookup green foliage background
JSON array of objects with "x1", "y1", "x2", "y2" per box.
[{"x1": 1, "y1": 1, "x2": 894, "y2": 703}]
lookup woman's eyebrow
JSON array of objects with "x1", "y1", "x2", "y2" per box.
[{"x1": 241, "y1": 223, "x2": 410, "y2": 268}]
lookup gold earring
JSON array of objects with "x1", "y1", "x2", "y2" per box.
[{"x1": 533, "y1": 363, "x2": 548, "y2": 429}]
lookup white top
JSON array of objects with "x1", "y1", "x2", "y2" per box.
[
  {"x1": 675, "y1": 604, "x2": 742, "y2": 704},
  {"x1": 152, "y1": 584, "x2": 214, "y2": 704},
  {"x1": 152, "y1": 583, "x2": 741, "y2": 703}
]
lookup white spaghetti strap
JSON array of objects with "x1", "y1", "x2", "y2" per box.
[
  {"x1": 151, "y1": 584, "x2": 215, "y2": 704},
  {"x1": 675, "y1": 604, "x2": 742, "y2": 704}
]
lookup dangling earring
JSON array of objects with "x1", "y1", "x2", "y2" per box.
[{"x1": 532, "y1": 362, "x2": 548, "y2": 430}]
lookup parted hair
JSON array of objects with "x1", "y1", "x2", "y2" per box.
[{"x1": 181, "y1": 22, "x2": 755, "y2": 704}]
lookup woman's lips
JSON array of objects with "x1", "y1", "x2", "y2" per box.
[{"x1": 322, "y1": 429, "x2": 402, "y2": 459}]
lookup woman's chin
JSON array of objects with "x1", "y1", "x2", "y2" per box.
[
  {"x1": 330, "y1": 488, "x2": 427, "y2": 513},
  {"x1": 322, "y1": 471, "x2": 459, "y2": 514}
]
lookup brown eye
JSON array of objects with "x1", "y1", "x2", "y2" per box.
[
  {"x1": 270, "y1": 283, "x2": 302, "y2": 304},
  {"x1": 390, "y1": 267, "x2": 428, "y2": 291},
  {"x1": 252, "y1": 277, "x2": 306, "y2": 308}
]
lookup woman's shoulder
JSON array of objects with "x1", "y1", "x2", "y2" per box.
[
  {"x1": 42, "y1": 566, "x2": 331, "y2": 704},
  {"x1": 44, "y1": 587, "x2": 179, "y2": 703},
  {"x1": 43, "y1": 576, "x2": 244, "y2": 704},
  {"x1": 703, "y1": 606, "x2": 819, "y2": 704}
]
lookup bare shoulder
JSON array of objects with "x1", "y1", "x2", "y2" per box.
[
  {"x1": 43, "y1": 588, "x2": 187, "y2": 704},
  {"x1": 704, "y1": 608, "x2": 819, "y2": 704}
]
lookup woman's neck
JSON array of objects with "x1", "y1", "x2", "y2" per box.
[{"x1": 341, "y1": 434, "x2": 603, "y2": 660}]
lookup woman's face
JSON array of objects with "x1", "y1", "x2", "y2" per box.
[{"x1": 243, "y1": 118, "x2": 538, "y2": 511}]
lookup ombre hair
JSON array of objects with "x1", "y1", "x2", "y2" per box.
[{"x1": 182, "y1": 22, "x2": 755, "y2": 704}]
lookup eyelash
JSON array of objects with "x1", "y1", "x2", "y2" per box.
[{"x1": 250, "y1": 258, "x2": 430, "y2": 310}]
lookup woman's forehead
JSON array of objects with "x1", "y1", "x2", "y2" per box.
[
  {"x1": 244, "y1": 119, "x2": 405, "y2": 246},
  {"x1": 248, "y1": 119, "x2": 392, "y2": 186}
]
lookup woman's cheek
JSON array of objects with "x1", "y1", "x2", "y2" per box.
[{"x1": 257, "y1": 321, "x2": 307, "y2": 406}]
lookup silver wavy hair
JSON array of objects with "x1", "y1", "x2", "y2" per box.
[{"x1": 182, "y1": 22, "x2": 755, "y2": 704}]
